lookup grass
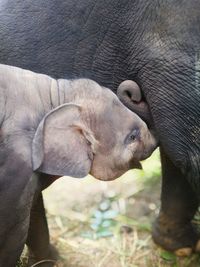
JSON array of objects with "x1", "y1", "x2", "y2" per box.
[{"x1": 18, "y1": 150, "x2": 200, "y2": 267}]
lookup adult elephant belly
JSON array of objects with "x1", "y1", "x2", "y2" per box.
[{"x1": 1, "y1": 0, "x2": 200, "y2": 256}]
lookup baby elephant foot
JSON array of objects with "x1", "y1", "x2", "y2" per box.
[
  {"x1": 27, "y1": 244, "x2": 59, "y2": 267},
  {"x1": 152, "y1": 217, "x2": 199, "y2": 256}
]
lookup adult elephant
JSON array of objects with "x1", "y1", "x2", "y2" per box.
[{"x1": 0, "y1": 0, "x2": 200, "y2": 256}]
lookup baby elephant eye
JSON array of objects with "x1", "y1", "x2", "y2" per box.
[
  {"x1": 129, "y1": 129, "x2": 139, "y2": 141},
  {"x1": 125, "y1": 128, "x2": 140, "y2": 144}
]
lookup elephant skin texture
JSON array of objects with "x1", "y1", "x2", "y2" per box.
[
  {"x1": 0, "y1": 0, "x2": 200, "y2": 257},
  {"x1": 0, "y1": 64, "x2": 156, "y2": 266}
]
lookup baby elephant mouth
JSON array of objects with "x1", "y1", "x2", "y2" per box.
[
  {"x1": 130, "y1": 160, "x2": 143, "y2": 169},
  {"x1": 90, "y1": 157, "x2": 143, "y2": 181}
]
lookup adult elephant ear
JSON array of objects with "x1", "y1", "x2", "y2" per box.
[{"x1": 32, "y1": 103, "x2": 97, "y2": 178}]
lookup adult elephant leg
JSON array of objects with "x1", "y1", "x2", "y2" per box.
[
  {"x1": 26, "y1": 192, "x2": 59, "y2": 267},
  {"x1": 152, "y1": 147, "x2": 199, "y2": 255}
]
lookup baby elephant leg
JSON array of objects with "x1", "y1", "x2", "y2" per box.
[{"x1": 26, "y1": 193, "x2": 59, "y2": 267}]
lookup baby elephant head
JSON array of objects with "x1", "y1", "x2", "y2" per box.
[{"x1": 32, "y1": 79, "x2": 157, "y2": 181}]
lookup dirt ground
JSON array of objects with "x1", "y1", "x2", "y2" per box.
[{"x1": 20, "y1": 151, "x2": 200, "y2": 267}]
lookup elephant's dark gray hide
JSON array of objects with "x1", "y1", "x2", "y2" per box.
[
  {"x1": 0, "y1": 64, "x2": 156, "y2": 266},
  {"x1": 0, "y1": 0, "x2": 200, "y2": 258}
]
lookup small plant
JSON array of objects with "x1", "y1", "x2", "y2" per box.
[
  {"x1": 16, "y1": 260, "x2": 24, "y2": 267},
  {"x1": 82, "y1": 195, "x2": 119, "y2": 239}
]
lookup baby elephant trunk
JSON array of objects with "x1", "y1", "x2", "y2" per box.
[{"x1": 139, "y1": 122, "x2": 158, "y2": 160}]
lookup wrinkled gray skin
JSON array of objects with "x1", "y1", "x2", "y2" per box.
[
  {"x1": 0, "y1": 0, "x2": 200, "y2": 259},
  {"x1": 0, "y1": 64, "x2": 156, "y2": 266}
]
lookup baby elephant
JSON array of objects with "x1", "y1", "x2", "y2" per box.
[{"x1": 0, "y1": 64, "x2": 156, "y2": 266}]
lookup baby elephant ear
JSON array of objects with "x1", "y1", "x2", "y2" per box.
[{"x1": 32, "y1": 103, "x2": 93, "y2": 178}]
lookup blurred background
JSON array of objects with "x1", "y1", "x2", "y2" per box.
[{"x1": 20, "y1": 149, "x2": 200, "y2": 267}]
